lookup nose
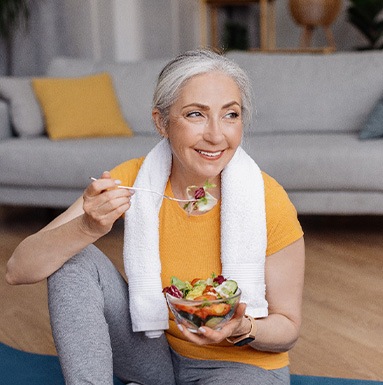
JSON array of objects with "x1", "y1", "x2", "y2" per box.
[{"x1": 203, "y1": 117, "x2": 224, "y2": 144}]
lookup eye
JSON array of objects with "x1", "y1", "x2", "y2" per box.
[
  {"x1": 224, "y1": 111, "x2": 240, "y2": 119},
  {"x1": 186, "y1": 111, "x2": 203, "y2": 118}
]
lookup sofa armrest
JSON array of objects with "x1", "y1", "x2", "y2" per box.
[{"x1": 0, "y1": 100, "x2": 12, "y2": 139}]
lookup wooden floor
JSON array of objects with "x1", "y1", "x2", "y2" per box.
[{"x1": 1, "y1": 207, "x2": 382, "y2": 381}]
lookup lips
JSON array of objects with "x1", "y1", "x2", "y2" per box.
[{"x1": 196, "y1": 149, "x2": 223, "y2": 158}]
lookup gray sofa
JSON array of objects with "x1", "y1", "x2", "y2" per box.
[{"x1": 1, "y1": 51, "x2": 383, "y2": 214}]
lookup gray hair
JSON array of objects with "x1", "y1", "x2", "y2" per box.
[{"x1": 152, "y1": 49, "x2": 253, "y2": 128}]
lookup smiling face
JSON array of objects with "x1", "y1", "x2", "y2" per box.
[{"x1": 153, "y1": 71, "x2": 243, "y2": 191}]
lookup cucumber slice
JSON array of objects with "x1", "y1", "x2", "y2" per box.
[
  {"x1": 178, "y1": 311, "x2": 202, "y2": 328},
  {"x1": 204, "y1": 316, "x2": 224, "y2": 328},
  {"x1": 215, "y1": 280, "x2": 238, "y2": 298}
]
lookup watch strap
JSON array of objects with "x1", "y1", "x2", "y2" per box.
[{"x1": 226, "y1": 315, "x2": 257, "y2": 346}]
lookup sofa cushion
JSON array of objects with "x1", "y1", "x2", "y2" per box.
[
  {"x1": 95, "y1": 59, "x2": 169, "y2": 136},
  {"x1": 227, "y1": 51, "x2": 383, "y2": 135},
  {"x1": 1, "y1": 133, "x2": 382, "y2": 194},
  {"x1": 242, "y1": 133, "x2": 383, "y2": 191},
  {"x1": 47, "y1": 56, "x2": 170, "y2": 135},
  {"x1": 0, "y1": 136, "x2": 161, "y2": 190},
  {"x1": 0, "y1": 77, "x2": 44, "y2": 137},
  {"x1": 32, "y1": 73, "x2": 133, "y2": 140},
  {"x1": 0, "y1": 100, "x2": 12, "y2": 140},
  {"x1": 359, "y1": 95, "x2": 383, "y2": 140}
]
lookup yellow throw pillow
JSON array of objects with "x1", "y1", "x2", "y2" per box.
[{"x1": 32, "y1": 73, "x2": 133, "y2": 140}]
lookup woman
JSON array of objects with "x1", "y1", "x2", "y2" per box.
[{"x1": 6, "y1": 49, "x2": 305, "y2": 385}]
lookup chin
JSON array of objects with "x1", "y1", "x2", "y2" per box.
[{"x1": 197, "y1": 167, "x2": 225, "y2": 182}]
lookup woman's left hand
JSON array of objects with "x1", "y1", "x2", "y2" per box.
[
  {"x1": 176, "y1": 303, "x2": 250, "y2": 345},
  {"x1": 177, "y1": 238, "x2": 305, "y2": 350}
]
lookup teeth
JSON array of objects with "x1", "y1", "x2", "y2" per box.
[{"x1": 198, "y1": 150, "x2": 222, "y2": 157}]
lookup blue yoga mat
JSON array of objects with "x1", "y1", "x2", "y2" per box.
[
  {"x1": 290, "y1": 375, "x2": 382, "y2": 385},
  {"x1": 0, "y1": 343, "x2": 123, "y2": 385},
  {"x1": 0, "y1": 342, "x2": 381, "y2": 385}
]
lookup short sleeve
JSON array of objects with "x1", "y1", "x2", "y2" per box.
[
  {"x1": 263, "y1": 172, "x2": 304, "y2": 256},
  {"x1": 109, "y1": 157, "x2": 145, "y2": 186}
]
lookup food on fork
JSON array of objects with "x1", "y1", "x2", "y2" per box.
[
  {"x1": 183, "y1": 181, "x2": 218, "y2": 214},
  {"x1": 89, "y1": 177, "x2": 217, "y2": 210}
]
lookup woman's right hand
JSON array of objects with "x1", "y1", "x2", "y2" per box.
[
  {"x1": 81, "y1": 171, "x2": 134, "y2": 238},
  {"x1": 6, "y1": 171, "x2": 134, "y2": 285}
]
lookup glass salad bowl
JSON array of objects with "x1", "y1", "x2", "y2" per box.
[{"x1": 166, "y1": 288, "x2": 242, "y2": 333}]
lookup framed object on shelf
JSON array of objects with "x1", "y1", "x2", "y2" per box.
[{"x1": 200, "y1": 0, "x2": 277, "y2": 51}]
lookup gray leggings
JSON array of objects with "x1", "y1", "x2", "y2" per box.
[{"x1": 48, "y1": 245, "x2": 290, "y2": 385}]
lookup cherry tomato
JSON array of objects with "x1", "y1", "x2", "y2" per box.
[
  {"x1": 202, "y1": 285, "x2": 216, "y2": 295},
  {"x1": 191, "y1": 278, "x2": 202, "y2": 286},
  {"x1": 205, "y1": 303, "x2": 231, "y2": 317},
  {"x1": 194, "y1": 294, "x2": 217, "y2": 301}
]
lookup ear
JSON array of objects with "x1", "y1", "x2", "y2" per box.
[{"x1": 152, "y1": 109, "x2": 168, "y2": 138}]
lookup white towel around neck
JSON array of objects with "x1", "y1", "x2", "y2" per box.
[{"x1": 123, "y1": 139, "x2": 268, "y2": 338}]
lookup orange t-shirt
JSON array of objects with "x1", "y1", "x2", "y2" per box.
[{"x1": 111, "y1": 157, "x2": 303, "y2": 370}]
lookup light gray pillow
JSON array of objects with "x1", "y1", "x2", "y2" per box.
[
  {"x1": 359, "y1": 95, "x2": 383, "y2": 140},
  {"x1": 0, "y1": 77, "x2": 45, "y2": 137}
]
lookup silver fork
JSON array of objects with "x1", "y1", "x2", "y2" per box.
[{"x1": 90, "y1": 177, "x2": 196, "y2": 203}]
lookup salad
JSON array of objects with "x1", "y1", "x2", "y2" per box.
[
  {"x1": 183, "y1": 181, "x2": 218, "y2": 214},
  {"x1": 163, "y1": 274, "x2": 241, "y2": 330}
]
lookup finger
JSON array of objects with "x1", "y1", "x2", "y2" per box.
[
  {"x1": 88, "y1": 171, "x2": 114, "y2": 187},
  {"x1": 100, "y1": 186, "x2": 135, "y2": 201},
  {"x1": 177, "y1": 302, "x2": 249, "y2": 345},
  {"x1": 218, "y1": 303, "x2": 249, "y2": 339},
  {"x1": 199, "y1": 303, "x2": 247, "y2": 340},
  {"x1": 85, "y1": 189, "x2": 133, "y2": 216},
  {"x1": 91, "y1": 200, "x2": 131, "y2": 226},
  {"x1": 175, "y1": 320, "x2": 224, "y2": 345},
  {"x1": 100, "y1": 171, "x2": 112, "y2": 179},
  {"x1": 99, "y1": 192, "x2": 134, "y2": 215},
  {"x1": 177, "y1": 324, "x2": 208, "y2": 345},
  {"x1": 232, "y1": 303, "x2": 247, "y2": 319},
  {"x1": 81, "y1": 194, "x2": 132, "y2": 236},
  {"x1": 87, "y1": 177, "x2": 121, "y2": 197},
  {"x1": 187, "y1": 327, "x2": 228, "y2": 345}
]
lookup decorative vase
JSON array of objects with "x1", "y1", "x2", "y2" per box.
[{"x1": 289, "y1": 0, "x2": 343, "y2": 50}]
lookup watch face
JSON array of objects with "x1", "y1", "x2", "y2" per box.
[{"x1": 234, "y1": 337, "x2": 255, "y2": 346}]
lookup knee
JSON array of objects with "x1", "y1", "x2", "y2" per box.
[{"x1": 48, "y1": 244, "x2": 107, "y2": 289}]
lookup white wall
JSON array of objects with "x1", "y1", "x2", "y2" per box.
[
  {"x1": 95, "y1": 0, "x2": 115, "y2": 61},
  {"x1": 0, "y1": 0, "x2": 369, "y2": 75},
  {"x1": 113, "y1": 0, "x2": 143, "y2": 61},
  {"x1": 57, "y1": 0, "x2": 195, "y2": 63},
  {"x1": 2, "y1": 0, "x2": 61, "y2": 75},
  {"x1": 62, "y1": 0, "x2": 366, "y2": 62},
  {"x1": 104, "y1": 0, "x2": 201, "y2": 62},
  {"x1": 60, "y1": 0, "x2": 95, "y2": 59}
]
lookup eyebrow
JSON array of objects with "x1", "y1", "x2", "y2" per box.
[{"x1": 183, "y1": 101, "x2": 241, "y2": 110}]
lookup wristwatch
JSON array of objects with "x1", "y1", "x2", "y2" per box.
[{"x1": 226, "y1": 315, "x2": 257, "y2": 346}]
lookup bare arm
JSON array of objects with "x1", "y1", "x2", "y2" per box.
[
  {"x1": 6, "y1": 172, "x2": 133, "y2": 285},
  {"x1": 247, "y1": 236, "x2": 305, "y2": 351},
  {"x1": 178, "y1": 237, "x2": 305, "y2": 352}
]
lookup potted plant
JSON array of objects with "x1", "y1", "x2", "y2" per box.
[
  {"x1": 288, "y1": 0, "x2": 343, "y2": 49},
  {"x1": 289, "y1": 0, "x2": 343, "y2": 27},
  {"x1": 0, "y1": 0, "x2": 30, "y2": 75},
  {"x1": 347, "y1": 0, "x2": 383, "y2": 50}
]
